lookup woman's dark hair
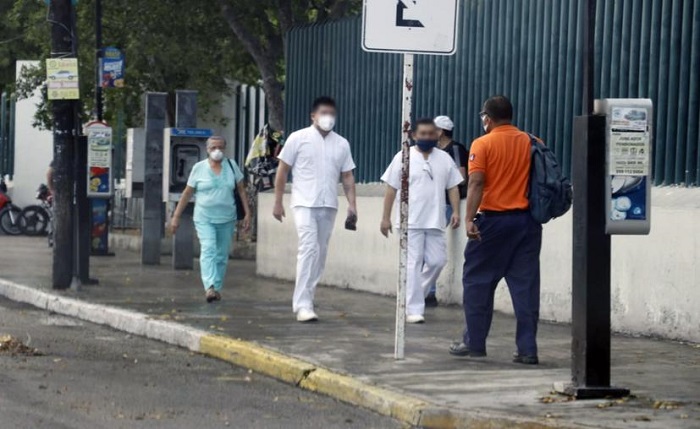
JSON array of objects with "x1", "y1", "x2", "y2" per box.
[{"x1": 311, "y1": 96, "x2": 336, "y2": 113}]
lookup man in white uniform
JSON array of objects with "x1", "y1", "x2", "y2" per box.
[
  {"x1": 274, "y1": 97, "x2": 357, "y2": 323},
  {"x1": 380, "y1": 118, "x2": 463, "y2": 323}
]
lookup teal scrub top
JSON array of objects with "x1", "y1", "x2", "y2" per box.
[{"x1": 187, "y1": 158, "x2": 244, "y2": 224}]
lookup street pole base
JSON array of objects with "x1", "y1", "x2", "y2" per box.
[{"x1": 553, "y1": 382, "x2": 630, "y2": 399}]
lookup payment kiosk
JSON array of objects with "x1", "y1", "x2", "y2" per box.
[{"x1": 595, "y1": 99, "x2": 653, "y2": 235}]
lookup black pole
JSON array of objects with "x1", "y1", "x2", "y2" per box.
[
  {"x1": 95, "y1": 0, "x2": 103, "y2": 121},
  {"x1": 556, "y1": 0, "x2": 629, "y2": 399},
  {"x1": 49, "y1": 0, "x2": 77, "y2": 290},
  {"x1": 582, "y1": 0, "x2": 595, "y2": 115}
]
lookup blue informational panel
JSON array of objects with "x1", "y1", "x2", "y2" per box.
[
  {"x1": 595, "y1": 99, "x2": 653, "y2": 235},
  {"x1": 101, "y1": 47, "x2": 124, "y2": 88}
]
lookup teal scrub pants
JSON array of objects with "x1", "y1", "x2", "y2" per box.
[{"x1": 195, "y1": 220, "x2": 235, "y2": 291}]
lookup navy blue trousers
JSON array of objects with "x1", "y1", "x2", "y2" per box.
[{"x1": 462, "y1": 212, "x2": 542, "y2": 356}]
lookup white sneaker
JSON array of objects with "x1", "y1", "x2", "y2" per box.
[
  {"x1": 406, "y1": 314, "x2": 425, "y2": 324},
  {"x1": 296, "y1": 309, "x2": 319, "y2": 323}
]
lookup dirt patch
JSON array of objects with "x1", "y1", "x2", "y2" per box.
[{"x1": 0, "y1": 335, "x2": 43, "y2": 356}]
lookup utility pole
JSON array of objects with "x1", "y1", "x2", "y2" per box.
[
  {"x1": 49, "y1": 0, "x2": 79, "y2": 289},
  {"x1": 94, "y1": 0, "x2": 103, "y2": 120}
]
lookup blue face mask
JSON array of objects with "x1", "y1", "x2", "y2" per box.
[{"x1": 415, "y1": 139, "x2": 438, "y2": 152}]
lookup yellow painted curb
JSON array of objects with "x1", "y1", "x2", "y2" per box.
[
  {"x1": 199, "y1": 334, "x2": 577, "y2": 429},
  {"x1": 200, "y1": 334, "x2": 315, "y2": 386},
  {"x1": 299, "y1": 367, "x2": 426, "y2": 425}
]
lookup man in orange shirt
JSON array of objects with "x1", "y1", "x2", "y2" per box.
[{"x1": 449, "y1": 96, "x2": 543, "y2": 365}]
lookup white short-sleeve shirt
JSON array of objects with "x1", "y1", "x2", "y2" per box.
[
  {"x1": 381, "y1": 147, "x2": 464, "y2": 230},
  {"x1": 278, "y1": 126, "x2": 356, "y2": 209}
]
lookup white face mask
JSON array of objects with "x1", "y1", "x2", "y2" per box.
[
  {"x1": 209, "y1": 149, "x2": 224, "y2": 162},
  {"x1": 317, "y1": 115, "x2": 336, "y2": 132}
]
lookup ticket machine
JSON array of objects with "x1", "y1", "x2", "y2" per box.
[
  {"x1": 594, "y1": 99, "x2": 653, "y2": 235},
  {"x1": 162, "y1": 128, "x2": 213, "y2": 203}
]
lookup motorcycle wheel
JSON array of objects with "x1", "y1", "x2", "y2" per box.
[
  {"x1": 0, "y1": 205, "x2": 24, "y2": 236},
  {"x1": 20, "y1": 205, "x2": 50, "y2": 236}
]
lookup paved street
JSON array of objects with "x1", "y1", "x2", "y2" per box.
[
  {"x1": 1, "y1": 236, "x2": 699, "y2": 428},
  {"x1": 0, "y1": 297, "x2": 403, "y2": 429}
]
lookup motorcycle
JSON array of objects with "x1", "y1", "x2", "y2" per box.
[
  {"x1": 0, "y1": 178, "x2": 23, "y2": 236},
  {"x1": 20, "y1": 184, "x2": 53, "y2": 246}
]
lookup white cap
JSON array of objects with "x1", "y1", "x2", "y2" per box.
[{"x1": 434, "y1": 116, "x2": 454, "y2": 131}]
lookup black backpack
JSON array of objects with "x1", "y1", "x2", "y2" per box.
[{"x1": 528, "y1": 134, "x2": 572, "y2": 223}]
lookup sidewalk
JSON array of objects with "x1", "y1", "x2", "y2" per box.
[{"x1": 0, "y1": 236, "x2": 698, "y2": 428}]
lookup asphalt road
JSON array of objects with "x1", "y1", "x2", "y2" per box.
[{"x1": 0, "y1": 297, "x2": 404, "y2": 429}]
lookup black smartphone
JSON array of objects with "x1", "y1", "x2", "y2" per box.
[{"x1": 345, "y1": 213, "x2": 357, "y2": 231}]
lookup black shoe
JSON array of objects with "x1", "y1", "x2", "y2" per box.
[
  {"x1": 424, "y1": 293, "x2": 438, "y2": 308},
  {"x1": 449, "y1": 342, "x2": 487, "y2": 357},
  {"x1": 513, "y1": 353, "x2": 539, "y2": 365},
  {"x1": 206, "y1": 287, "x2": 217, "y2": 303}
]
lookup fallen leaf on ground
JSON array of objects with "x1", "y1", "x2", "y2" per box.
[{"x1": 0, "y1": 335, "x2": 42, "y2": 356}]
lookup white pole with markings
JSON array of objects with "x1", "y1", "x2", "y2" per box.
[
  {"x1": 362, "y1": 0, "x2": 460, "y2": 360},
  {"x1": 395, "y1": 53, "x2": 414, "y2": 360}
]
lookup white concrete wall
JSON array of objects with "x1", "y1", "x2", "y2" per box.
[
  {"x1": 257, "y1": 186, "x2": 700, "y2": 343},
  {"x1": 11, "y1": 61, "x2": 54, "y2": 208}
]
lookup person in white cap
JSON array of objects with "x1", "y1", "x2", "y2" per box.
[{"x1": 424, "y1": 115, "x2": 469, "y2": 307}]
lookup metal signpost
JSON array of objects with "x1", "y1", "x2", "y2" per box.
[
  {"x1": 557, "y1": 0, "x2": 649, "y2": 399},
  {"x1": 362, "y1": 0, "x2": 460, "y2": 360}
]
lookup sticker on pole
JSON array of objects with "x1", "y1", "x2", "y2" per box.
[
  {"x1": 46, "y1": 58, "x2": 80, "y2": 100},
  {"x1": 362, "y1": 0, "x2": 460, "y2": 55},
  {"x1": 85, "y1": 122, "x2": 113, "y2": 198}
]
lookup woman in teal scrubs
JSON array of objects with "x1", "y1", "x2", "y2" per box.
[{"x1": 171, "y1": 136, "x2": 250, "y2": 302}]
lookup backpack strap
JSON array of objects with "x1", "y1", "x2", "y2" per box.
[
  {"x1": 225, "y1": 158, "x2": 241, "y2": 185},
  {"x1": 451, "y1": 144, "x2": 461, "y2": 166}
]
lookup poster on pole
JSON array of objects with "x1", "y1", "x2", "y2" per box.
[
  {"x1": 46, "y1": 58, "x2": 80, "y2": 100},
  {"x1": 101, "y1": 47, "x2": 125, "y2": 88},
  {"x1": 86, "y1": 122, "x2": 113, "y2": 198}
]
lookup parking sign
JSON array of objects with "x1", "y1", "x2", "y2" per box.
[{"x1": 362, "y1": 0, "x2": 460, "y2": 55}]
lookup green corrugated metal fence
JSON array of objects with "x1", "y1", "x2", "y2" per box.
[{"x1": 286, "y1": 0, "x2": 700, "y2": 186}]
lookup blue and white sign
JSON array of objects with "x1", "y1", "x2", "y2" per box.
[
  {"x1": 101, "y1": 47, "x2": 125, "y2": 88},
  {"x1": 171, "y1": 128, "x2": 214, "y2": 138}
]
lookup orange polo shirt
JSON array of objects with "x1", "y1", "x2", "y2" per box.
[{"x1": 468, "y1": 125, "x2": 532, "y2": 212}]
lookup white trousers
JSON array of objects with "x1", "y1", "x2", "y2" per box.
[
  {"x1": 407, "y1": 229, "x2": 447, "y2": 316},
  {"x1": 292, "y1": 207, "x2": 338, "y2": 312}
]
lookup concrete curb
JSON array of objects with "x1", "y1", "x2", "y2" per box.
[{"x1": 0, "y1": 278, "x2": 573, "y2": 429}]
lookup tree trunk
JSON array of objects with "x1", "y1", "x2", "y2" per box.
[
  {"x1": 260, "y1": 69, "x2": 284, "y2": 132},
  {"x1": 218, "y1": 0, "x2": 285, "y2": 132}
]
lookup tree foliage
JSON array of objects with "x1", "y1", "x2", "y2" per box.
[
  {"x1": 3, "y1": 0, "x2": 258, "y2": 129},
  {"x1": 2, "y1": 0, "x2": 363, "y2": 132},
  {"x1": 217, "y1": 0, "x2": 361, "y2": 131}
]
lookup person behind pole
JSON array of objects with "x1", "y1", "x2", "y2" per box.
[
  {"x1": 423, "y1": 115, "x2": 469, "y2": 307},
  {"x1": 449, "y1": 96, "x2": 543, "y2": 365},
  {"x1": 170, "y1": 136, "x2": 251, "y2": 303},
  {"x1": 380, "y1": 118, "x2": 463, "y2": 324},
  {"x1": 273, "y1": 96, "x2": 357, "y2": 323},
  {"x1": 47, "y1": 161, "x2": 55, "y2": 194}
]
